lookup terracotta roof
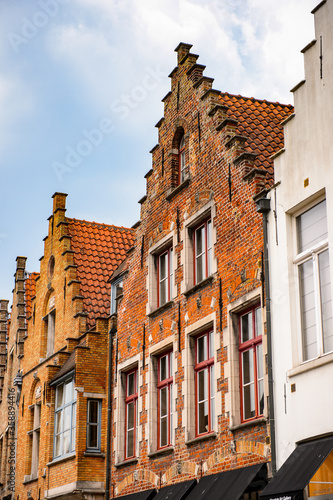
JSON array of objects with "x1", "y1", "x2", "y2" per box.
[
  {"x1": 68, "y1": 219, "x2": 134, "y2": 327},
  {"x1": 219, "y1": 93, "x2": 293, "y2": 187},
  {"x1": 25, "y1": 272, "x2": 39, "y2": 318}
]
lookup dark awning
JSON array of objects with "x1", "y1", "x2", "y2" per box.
[
  {"x1": 154, "y1": 479, "x2": 197, "y2": 500},
  {"x1": 260, "y1": 436, "x2": 333, "y2": 500},
  {"x1": 185, "y1": 463, "x2": 267, "y2": 500},
  {"x1": 117, "y1": 489, "x2": 157, "y2": 500}
]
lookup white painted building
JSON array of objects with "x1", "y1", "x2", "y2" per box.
[{"x1": 260, "y1": 1, "x2": 333, "y2": 499}]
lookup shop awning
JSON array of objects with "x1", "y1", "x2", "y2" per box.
[
  {"x1": 154, "y1": 479, "x2": 197, "y2": 500},
  {"x1": 117, "y1": 489, "x2": 157, "y2": 500},
  {"x1": 185, "y1": 462, "x2": 267, "y2": 500},
  {"x1": 260, "y1": 436, "x2": 333, "y2": 500}
]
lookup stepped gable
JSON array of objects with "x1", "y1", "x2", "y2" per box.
[
  {"x1": 68, "y1": 219, "x2": 134, "y2": 327},
  {"x1": 219, "y1": 92, "x2": 293, "y2": 186},
  {"x1": 25, "y1": 272, "x2": 38, "y2": 318}
]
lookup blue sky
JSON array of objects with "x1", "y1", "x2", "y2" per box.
[{"x1": 0, "y1": 0, "x2": 318, "y2": 302}]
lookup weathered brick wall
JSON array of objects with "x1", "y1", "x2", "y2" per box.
[{"x1": 111, "y1": 44, "x2": 292, "y2": 496}]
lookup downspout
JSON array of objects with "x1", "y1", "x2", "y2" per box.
[
  {"x1": 106, "y1": 321, "x2": 117, "y2": 500},
  {"x1": 256, "y1": 197, "x2": 276, "y2": 476}
]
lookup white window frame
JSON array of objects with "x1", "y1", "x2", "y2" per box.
[
  {"x1": 147, "y1": 336, "x2": 177, "y2": 455},
  {"x1": 53, "y1": 376, "x2": 76, "y2": 460},
  {"x1": 146, "y1": 232, "x2": 176, "y2": 314},
  {"x1": 293, "y1": 198, "x2": 333, "y2": 362},
  {"x1": 114, "y1": 354, "x2": 141, "y2": 464},
  {"x1": 182, "y1": 313, "x2": 219, "y2": 442},
  {"x1": 224, "y1": 290, "x2": 267, "y2": 429},
  {"x1": 180, "y1": 201, "x2": 217, "y2": 294}
]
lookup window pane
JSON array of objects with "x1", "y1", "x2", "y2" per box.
[
  {"x1": 198, "y1": 399, "x2": 209, "y2": 434},
  {"x1": 88, "y1": 424, "x2": 98, "y2": 449},
  {"x1": 127, "y1": 429, "x2": 134, "y2": 457},
  {"x1": 297, "y1": 200, "x2": 327, "y2": 253},
  {"x1": 257, "y1": 344, "x2": 264, "y2": 415},
  {"x1": 209, "y1": 330, "x2": 214, "y2": 358},
  {"x1": 160, "y1": 355, "x2": 167, "y2": 381},
  {"x1": 160, "y1": 387, "x2": 167, "y2": 417},
  {"x1": 299, "y1": 259, "x2": 317, "y2": 360},
  {"x1": 55, "y1": 433, "x2": 62, "y2": 457},
  {"x1": 169, "y1": 248, "x2": 173, "y2": 298},
  {"x1": 207, "y1": 221, "x2": 212, "y2": 276},
  {"x1": 127, "y1": 401, "x2": 135, "y2": 430},
  {"x1": 88, "y1": 400, "x2": 98, "y2": 424},
  {"x1": 242, "y1": 350, "x2": 254, "y2": 385},
  {"x1": 160, "y1": 416, "x2": 167, "y2": 447},
  {"x1": 65, "y1": 380, "x2": 73, "y2": 405},
  {"x1": 243, "y1": 382, "x2": 255, "y2": 420},
  {"x1": 195, "y1": 225, "x2": 205, "y2": 282},
  {"x1": 56, "y1": 384, "x2": 64, "y2": 409},
  {"x1": 319, "y1": 250, "x2": 333, "y2": 353},
  {"x1": 56, "y1": 410, "x2": 62, "y2": 434},
  {"x1": 159, "y1": 278, "x2": 167, "y2": 306},
  {"x1": 210, "y1": 365, "x2": 215, "y2": 427},
  {"x1": 198, "y1": 369, "x2": 208, "y2": 404},
  {"x1": 197, "y1": 335, "x2": 207, "y2": 363},
  {"x1": 63, "y1": 430, "x2": 70, "y2": 455},
  {"x1": 127, "y1": 372, "x2": 135, "y2": 396},
  {"x1": 64, "y1": 406, "x2": 71, "y2": 431},
  {"x1": 241, "y1": 312, "x2": 252, "y2": 343},
  {"x1": 159, "y1": 253, "x2": 167, "y2": 280},
  {"x1": 255, "y1": 308, "x2": 262, "y2": 337}
]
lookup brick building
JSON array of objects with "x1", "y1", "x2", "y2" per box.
[
  {"x1": 0, "y1": 193, "x2": 134, "y2": 500},
  {"x1": 109, "y1": 44, "x2": 293, "y2": 500}
]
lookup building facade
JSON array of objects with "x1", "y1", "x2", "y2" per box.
[
  {"x1": 260, "y1": 1, "x2": 333, "y2": 499},
  {"x1": 110, "y1": 43, "x2": 292, "y2": 500},
  {"x1": 0, "y1": 193, "x2": 134, "y2": 500}
]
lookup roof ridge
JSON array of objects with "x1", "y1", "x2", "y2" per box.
[
  {"x1": 219, "y1": 91, "x2": 293, "y2": 108},
  {"x1": 67, "y1": 217, "x2": 134, "y2": 231}
]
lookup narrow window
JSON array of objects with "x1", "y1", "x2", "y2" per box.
[
  {"x1": 239, "y1": 306, "x2": 263, "y2": 422},
  {"x1": 125, "y1": 369, "x2": 138, "y2": 459},
  {"x1": 46, "y1": 309, "x2": 55, "y2": 357},
  {"x1": 194, "y1": 219, "x2": 212, "y2": 284},
  {"x1": 296, "y1": 200, "x2": 333, "y2": 361},
  {"x1": 157, "y1": 247, "x2": 173, "y2": 307},
  {"x1": 195, "y1": 331, "x2": 215, "y2": 435},
  {"x1": 87, "y1": 399, "x2": 101, "y2": 451},
  {"x1": 179, "y1": 134, "x2": 186, "y2": 184},
  {"x1": 157, "y1": 351, "x2": 173, "y2": 448},
  {"x1": 111, "y1": 278, "x2": 123, "y2": 314},
  {"x1": 54, "y1": 378, "x2": 76, "y2": 458}
]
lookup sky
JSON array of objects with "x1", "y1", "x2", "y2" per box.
[{"x1": 0, "y1": 0, "x2": 319, "y2": 303}]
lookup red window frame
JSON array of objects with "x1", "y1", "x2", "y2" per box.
[
  {"x1": 193, "y1": 219, "x2": 212, "y2": 285},
  {"x1": 239, "y1": 305, "x2": 263, "y2": 422},
  {"x1": 157, "y1": 351, "x2": 173, "y2": 449},
  {"x1": 124, "y1": 368, "x2": 138, "y2": 459},
  {"x1": 178, "y1": 134, "x2": 186, "y2": 184},
  {"x1": 195, "y1": 330, "x2": 215, "y2": 436},
  {"x1": 157, "y1": 247, "x2": 173, "y2": 307}
]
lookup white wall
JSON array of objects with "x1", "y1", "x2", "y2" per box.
[{"x1": 268, "y1": 0, "x2": 333, "y2": 469}]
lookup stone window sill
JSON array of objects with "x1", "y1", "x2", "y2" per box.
[
  {"x1": 23, "y1": 474, "x2": 38, "y2": 484},
  {"x1": 230, "y1": 417, "x2": 266, "y2": 432},
  {"x1": 183, "y1": 276, "x2": 214, "y2": 297},
  {"x1": 148, "y1": 446, "x2": 174, "y2": 458},
  {"x1": 288, "y1": 351, "x2": 333, "y2": 378},
  {"x1": 166, "y1": 177, "x2": 191, "y2": 201},
  {"x1": 84, "y1": 451, "x2": 105, "y2": 458},
  {"x1": 185, "y1": 432, "x2": 217, "y2": 446},
  {"x1": 47, "y1": 452, "x2": 76, "y2": 467},
  {"x1": 114, "y1": 457, "x2": 138, "y2": 468},
  {"x1": 147, "y1": 300, "x2": 174, "y2": 318}
]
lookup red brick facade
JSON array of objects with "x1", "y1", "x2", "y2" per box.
[{"x1": 110, "y1": 44, "x2": 292, "y2": 498}]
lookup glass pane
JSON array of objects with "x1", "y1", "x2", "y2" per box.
[
  {"x1": 56, "y1": 384, "x2": 64, "y2": 409},
  {"x1": 210, "y1": 365, "x2": 215, "y2": 427},
  {"x1": 197, "y1": 335, "x2": 207, "y2": 363},
  {"x1": 196, "y1": 254, "x2": 204, "y2": 283},
  {"x1": 207, "y1": 221, "x2": 212, "y2": 276},
  {"x1": 159, "y1": 253, "x2": 167, "y2": 280},
  {"x1": 127, "y1": 402, "x2": 134, "y2": 430},
  {"x1": 242, "y1": 350, "x2": 254, "y2": 385},
  {"x1": 159, "y1": 278, "x2": 167, "y2": 305},
  {"x1": 257, "y1": 344, "x2": 264, "y2": 415},
  {"x1": 160, "y1": 355, "x2": 167, "y2": 381},
  {"x1": 297, "y1": 200, "x2": 327, "y2": 253},
  {"x1": 198, "y1": 369, "x2": 208, "y2": 403},
  {"x1": 160, "y1": 416, "x2": 167, "y2": 447},
  {"x1": 72, "y1": 402, "x2": 76, "y2": 427},
  {"x1": 169, "y1": 248, "x2": 173, "y2": 298},
  {"x1": 88, "y1": 400, "x2": 98, "y2": 424},
  {"x1": 243, "y1": 382, "x2": 255, "y2": 420},
  {"x1": 299, "y1": 259, "x2": 317, "y2": 360},
  {"x1": 198, "y1": 400, "x2": 208, "y2": 434},
  {"x1": 319, "y1": 250, "x2": 333, "y2": 353},
  {"x1": 64, "y1": 406, "x2": 71, "y2": 431},
  {"x1": 255, "y1": 307, "x2": 262, "y2": 337},
  {"x1": 63, "y1": 430, "x2": 70, "y2": 454},
  {"x1": 127, "y1": 429, "x2": 134, "y2": 457},
  {"x1": 71, "y1": 425, "x2": 76, "y2": 452},
  {"x1": 88, "y1": 424, "x2": 98, "y2": 448},
  {"x1": 241, "y1": 312, "x2": 252, "y2": 343},
  {"x1": 209, "y1": 330, "x2": 214, "y2": 358},
  {"x1": 127, "y1": 372, "x2": 135, "y2": 396},
  {"x1": 64, "y1": 380, "x2": 73, "y2": 405},
  {"x1": 160, "y1": 387, "x2": 167, "y2": 417},
  {"x1": 56, "y1": 410, "x2": 62, "y2": 434},
  {"x1": 55, "y1": 434, "x2": 62, "y2": 457}
]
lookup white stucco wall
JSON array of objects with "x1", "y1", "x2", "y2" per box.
[{"x1": 267, "y1": 0, "x2": 333, "y2": 469}]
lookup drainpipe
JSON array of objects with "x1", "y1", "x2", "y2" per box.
[
  {"x1": 106, "y1": 321, "x2": 117, "y2": 500},
  {"x1": 256, "y1": 197, "x2": 276, "y2": 476}
]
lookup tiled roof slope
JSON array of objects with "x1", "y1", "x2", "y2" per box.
[
  {"x1": 219, "y1": 92, "x2": 293, "y2": 186},
  {"x1": 68, "y1": 219, "x2": 134, "y2": 327},
  {"x1": 25, "y1": 272, "x2": 39, "y2": 318}
]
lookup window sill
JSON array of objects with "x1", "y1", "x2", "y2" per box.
[
  {"x1": 183, "y1": 276, "x2": 214, "y2": 297},
  {"x1": 84, "y1": 451, "x2": 105, "y2": 458},
  {"x1": 47, "y1": 452, "x2": 76, "y2": 467},
  {"x1": 288, "y1": 351, "x2": 333, "y2": 378},
  {"x1": 166, "y1": 177, "x2": 191, "y2": 201},
  {"x1": 230, "y1": 417, "x2": 266, "y2": 432},
  {"x1": 23, "y1": 474, "x2": 38, "y2": 484},
  {"x1": 147, "y1": 300, "x2": 174, "y2": 318},
  {"x1": 114, "y1": 457, "x2": 138, "y2": 468},
  {"x1": 148, "y1": 446, "x2": 174, "y2": 458},
  {"x1": 185, "y1": 432, "x2": 217, "y2": 446}
]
